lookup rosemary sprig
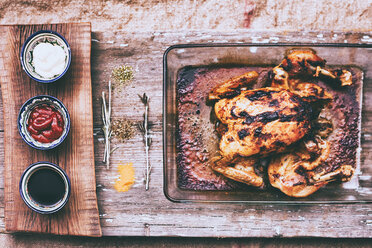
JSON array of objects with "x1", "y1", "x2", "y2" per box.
[
  {"x1": 138, "y1": 93, "x2": 152, "y2": 191},
  {"x1": 102, "y1": 81, "x2": 112, "y2": 169}
]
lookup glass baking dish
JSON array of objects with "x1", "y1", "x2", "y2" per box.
[{"x1": 163, "y1": 43, "x2": 372, "y2": 203}]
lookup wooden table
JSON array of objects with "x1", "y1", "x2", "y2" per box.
[{"x1": 0, "y1": 30, "x2": 371, "y2": 238}]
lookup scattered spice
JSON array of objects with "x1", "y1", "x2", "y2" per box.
[
  {"x1": 112, "y1": 119, "x2": 135, "y2": 142},
  {"x1": 138, "y1": 93, "x2": 152, "y2": 191},
  {"x1": 114, "y1": 162, "x2": 135, "y2": 192},
  {"x1": 111, "y1": 65, "x2": 134, "y2": 90}
]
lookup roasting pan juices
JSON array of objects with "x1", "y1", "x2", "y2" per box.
[{"x1": 163, "y1": 44, "x2": 372, "y2": 203}]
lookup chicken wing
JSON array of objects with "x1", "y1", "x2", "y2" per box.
[
  {"x1": 211, "y1": 156, "x2": 263, "y2": 187},
  {"x1": 208, "y1": 71, "x2": 259, "y2": 101},
  {"x1": 270, "y1": 50, "x2": 353, "y2": 87}
]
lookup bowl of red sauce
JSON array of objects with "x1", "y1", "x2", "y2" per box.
[{"x1": 18, "y1": 95, "x2": 70, "y2": 150}]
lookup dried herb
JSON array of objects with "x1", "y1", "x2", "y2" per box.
[
  {"x1": 111, "y1": 65, "x2": 134, "y2": 90},
  {"x1": 138, "y1": 93, "x2": 152, "y2": 191},
  {"x1": 112, "y1": 119, "x2": 135, "y2": 142},
  {"x1": 102, "y1": 81, "x2": 112, "y2": 169}
]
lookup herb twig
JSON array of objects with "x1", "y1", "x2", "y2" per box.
[
  {"x1": 138, "y1": 93, "x2": 152, "y2": 190},
  {"x1": 102, "y1": 81, "x2": 112, "y2": 169}
]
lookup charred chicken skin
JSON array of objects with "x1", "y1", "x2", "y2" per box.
[
  {"x1": 270, "y1": 50, "x2": 353, "y2": 88},
  {"x1": 208, "y1": 50, "x2": 354, "y2": 197},
  {"x1": 214, "y1": 88, "x2": 312, "y2": 159}
]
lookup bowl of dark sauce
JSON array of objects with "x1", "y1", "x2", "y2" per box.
[{"x1": 19, "y1": 162, "x2": 71, "y2": 214}]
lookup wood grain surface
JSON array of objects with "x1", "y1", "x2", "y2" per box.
[
  {"x1": 0, "y1": 0, "x2": 370, "y2": 33},
  {"x1": 0, "y1": 23, "x2": 101, "y2": 237},
  {"x1": 0, "y1": 30, "x2": 371, "y2": 238}
]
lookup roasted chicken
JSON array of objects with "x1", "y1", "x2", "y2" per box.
[{"x1": 208, "y1": 50, "x2": 354, "y2": 197}]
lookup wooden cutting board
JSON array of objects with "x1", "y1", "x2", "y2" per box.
[{"x1": 0, "y1": 23, "x2": 102, "y2": 237}]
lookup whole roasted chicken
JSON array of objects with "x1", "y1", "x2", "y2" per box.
[{"x1": 209, "y1": 50, "x2": 354, "y2": 197}]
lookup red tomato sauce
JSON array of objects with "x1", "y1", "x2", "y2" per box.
[{"x1": 27, "y1": 104, "x2": 64, "y2": 143}]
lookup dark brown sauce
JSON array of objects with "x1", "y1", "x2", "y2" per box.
[{"x1": 27, "y1": 168, "x2": 65, "y2": 206}]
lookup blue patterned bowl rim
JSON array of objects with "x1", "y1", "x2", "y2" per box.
[
  {"x1": 19, "y1": 161, "x2": 71, "y2": 214},
  {"x1": 20, "y1": 30, "x2": 71, "y2": 83},
  {"x1": 17, "y1": 95, "x2": 70, "y2": 150}
]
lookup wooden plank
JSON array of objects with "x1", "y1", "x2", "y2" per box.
[
  {"x1": 1, "y1": 30, "x2": 372, "y2": 237},
  {"x1": 0, "y1": 24, "x2": 101, "y2": 237},
  {"x1": 2, "y1": 233, "x2": 372, "y2": 248}
]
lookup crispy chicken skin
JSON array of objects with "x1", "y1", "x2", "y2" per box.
[
  {"x1": 208, "y1": 71, "x2": 259, "y2": 100},
  {"x1": 215, "y1": 88, "x2": 312, "y2": 159},
  {"x1": 211, "y1": 156, "x2": 263, "y2": 187},
  {"x1": 289, "y1": 81, "x2": 333, "y2": 103},
  {"x1": 268, "y1": 136, "x2": 354, "y2": 197},
  {"x1": 268, "y1": 152, "x2": 327, "y2": 198},
  {"x1": 280, "y1": 50, "x2": 326, "y2": 76},
  {"x1": 270, "y1": 49, "x2": 353, "y2": 87}
]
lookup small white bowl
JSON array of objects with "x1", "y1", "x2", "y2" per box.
[{"x1": 20, "y1": 30, "x2": 71, "y2": 83}]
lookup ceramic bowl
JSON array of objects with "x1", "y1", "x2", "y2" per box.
[
  {"x1": 20, "y1": 30, "x2": 71, "y2": 83},
  {"x1": 19, "y1": 161, "x2": 71, "y2": 214},
  {"x1": 18, "y1": 95, "x2": 70, "y2": 150}
]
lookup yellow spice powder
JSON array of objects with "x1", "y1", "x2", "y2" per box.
[{"x1": 114, "y1": 163, "x2": 135, "y2": 192}]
